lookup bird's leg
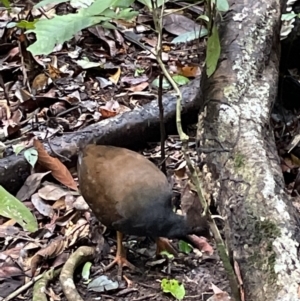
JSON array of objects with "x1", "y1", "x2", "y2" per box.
[
  {"x1": 155, "y1": 237, "x2": 178, "y2": 257},
  {"x1": 103, "y1": 231, "x2": 137, "y2": 277}
]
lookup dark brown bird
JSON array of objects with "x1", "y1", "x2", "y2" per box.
[{"x1": 77, "y1": 144, "x2": 208, "y2": 274}]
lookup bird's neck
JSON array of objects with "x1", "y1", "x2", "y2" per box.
[{"x1": 158, "y1": 212, "x2": 190, "y2": 238}]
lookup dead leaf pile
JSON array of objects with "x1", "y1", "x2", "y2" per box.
[{"x1": 0, "y1": 1, "x2": 206, "y2": 158}]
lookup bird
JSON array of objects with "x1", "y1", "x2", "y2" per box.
[{"x1": 77, "y1": 144, "x2": 209, "y2": 275}]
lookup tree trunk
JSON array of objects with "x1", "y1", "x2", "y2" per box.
[{"x1": 197, "y1": 0, "x2": 300, "y2": 300}]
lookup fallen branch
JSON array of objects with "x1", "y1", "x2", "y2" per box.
[{"x1": 0, "y1": 78, "x2": 200, "y2": 195}]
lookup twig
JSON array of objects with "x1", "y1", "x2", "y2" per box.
[
  {"x1": 158, "y1": 73, "x2": 166, "y2": 175},
  {"x1": 3, "y1": 274, "x2": 44, "y2": 301},
  {"x1": 133, "y1": 293, "x2": 158, "y2": 301}
]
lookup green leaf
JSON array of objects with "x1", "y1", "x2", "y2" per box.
[
  {"x1": 113, "y1": 0, "x2": 135, "y2": 8},
  {"x1": 152, "y1": 77, "x2": 171, "y2": 90},
  {"x1": 101, "y1": 7, "x2": 138, "y2": 21},
  {"x1": 76, "y1": 58, "x2": 101, "y2": 69},
  {"x1": 26, "y1": 0, "x2": 138, "y2": 56},
  {"x1": 161, "y1": 279, "x2": 185, "y2": 301},
  {"x1": 34, "y1": 0, "x2": 69, "y2": 9},
  {"x1": 16, "y1": 20, "x2": 38, "y2": 30},
  {"x1": 281, "y1": 13, "x2": 297, "y2": 21},
  {"x1": 101, "y1": 21, "x2": 117, "y2": 30},
  {"x1": 160, "y1": 250, "x2": 174, "y2": 259},
  {"x1": 114, "y1": 8, "x2": 138, "y2": 20},
  {"x1": 70, "y1": 0, "x2": 95, "y2": 8},
  {"x1": 82, "y1": 261, "x2": 92, "y2": 281},
  {"x1": 134, "y1": 68, "x2": 145, "y2": 76},
  {"x1": 206, "y1": 25, "x2": 220, "y2": 77},
  {"x1": 172, "y1": 75, "x2": 190, "y2": 86},
  {"x1": 12, "y1": 144, "x2": 25, "y2": 155},
  {"x1": 24, "y1": 148, "x2": 38, "y2": 168},
  {"x1": 172, "y1": 28, "x2": 208, "y2": 44},
  {"x1": 178, "y1": 240, "x2": 192, "y2": 253},
  {"x1": 197, "y1": 14, "x2": 209, "y2": 23},
  {"x1": 137, "y1": 0, "x2": 167, "y2": 10},
  {"x1": 84, "y1": 0, "x2": 119, "y2": 15},
  {"x1": 26, "y1": 11, "x2": 106, "y2": 55},
  {"x1": 215, "y1": 0, "x2": 229, "y2": 12},
  {"x1": 0, "y1": 0, "x2": 10, "y2": 9},
  {"x1": 0, "y1": 186, "x2": 38, "y2": 232}
]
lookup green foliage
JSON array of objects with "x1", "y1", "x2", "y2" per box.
[
  {"x1": 12, "y1": 144, "x2": 25, "y2": 155},
  {"x1": 0, "y1": 186, "x2": 38, "y2": 232},
  {"x1": 35, "y1": 0, "x2": 69, "y2": 9},
  {"x1": 203, "y1": 0, "x2": 228, "y2": 77},
  {"x1": 160, "y1": 250, "x2": 175, "y2": 259},
  {"x1": 26, "y1": 0, "x2": 138, "y2": 56},
  {"x1": 134, "y1": 68, "x2": 145, "y2": 77},
  {"x1": 178, "y1": 240, "x2": 192, "y2": 253},
  {"x1": 206, "y1": 24, "x2": 220, "y2": 77},
  {"x1": 281, "y1": 12, "x2": 300, "y2": 21},
  {"x1": 0, "y1": 0, "x2": 10, "y2": 9},
  {"x1": 172, "y1": 28, "x2": 208, "y2": 44},
  {"x1": 137, "y1": 0, "x2": 167, "y2": 10},
  {"x1": 82, "y1": 261, "x2": 92, "y2": 281},
  {"x1": 152, "y1": 76, "x2": 171, "y2": 89},
  {"x1": 214, "y1": 0, "x2": 229, "y2": 12},
  {"x1": 24, "y1": 148, "x2": 38, "y2": 168},
  {"x1": 161, "y1": 279, "x2": 185, "y2": 300},
  {"x1": 172, "y1": 75, "x2": 190, "y2": 86},
  {"x1": 14, "y1": 20, "x2": 38, "y2": 30}
]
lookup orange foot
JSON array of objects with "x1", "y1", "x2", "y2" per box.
[
  {"x1": 155, "y1": 237, "x2": 178, "y2": 257},
  {"x1": 102, "y1": 231, "x2": 139, "y2": 279},
  {"x1": 103, "y1": 253, "x2": 137, "y2": 275}
]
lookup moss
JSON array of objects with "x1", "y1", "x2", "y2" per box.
[
  {"x1": 247, "y1": 219, "x2": 280, "y2": 283},
  {"x1": 254, "y1": 219, "x2": 281, "y2": 243},
  {"x1": 234, "y1": 152, "x2": 245, "y2": 169}
]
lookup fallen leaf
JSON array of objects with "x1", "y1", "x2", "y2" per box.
[
  {"x1": 126, "y1": 82, "x2": 149, "y2": 92},
  {"x1": 88, "y1": 275, "x2": 119, "y2": 292},
  {"x1": 31, "y1": 193, "x2": 55, "y2": 217},
  {"x1": 33, "y1": 139, "x2": 77, "y2": 190},
  {"x1": 99, "y1": 100, "x2": 120, "y2": 119},
  {"x1": 188, "y1": 235, "x2": 214, "y2": 255},
  {"x1": 31, "y1": 236, "x2": 67, "y2": 274},
  {"x1": 108, "y1": 68, "x2": 121, "y2": 84},
  {"x1": 32, "y1": 73, "x2": 49, "y2": 92},
  {"x1": 16, "y1": 171, "x2": 51, "y2": 201},
  {"x1": 38, "y1": 184, "x2": 68, "y2": 201}
]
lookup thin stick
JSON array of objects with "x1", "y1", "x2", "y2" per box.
[
  {"x1": 3, "y1": 274, "x2": 44, "y2": 301},
  {"x1": 158, "y1": 73, "x2": 166, "y2": 175}
]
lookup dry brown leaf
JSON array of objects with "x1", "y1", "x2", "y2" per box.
[
  {"x1": 33, "y1": 139, "x2": 77, "y2": 190},
  {"x1": 30, "y1": 236, "x2": 67, "y2": 274},
  {"x1": 180, "y1": 66, "x2": 201, "y2": 78},
  {"x1": 52, "y1": 199, "x2": 66, "y2": 210},
  {"x1": 55, "y1": 210, "x2": 78, "y2": 227},
  {"x1": 208, "y1": 284, "x2": 231, "y2": 301},
  {"x1": 38, "y1": 184, "x2": 68, "y2": 201},
  {"x1": 32, "y1": 73, "x2": 48, "y2": 91},
  {"x1": 108, "y1": 68, "x2": 121, "y2": 84},
  {"x1": 189, "y1": 234, "x2": 213, "y2": 255},
  {"x1": 126, "y1": 82, "x2": 149, "y2": 92},
  {"x1": 31, "y1": 193, "x2": 55, "y2": 217},
  {"x1": 99, "y1": 100, "x2": 120, "y2": 119},
  {"x1": 66, "y1": 218, "x2": 89, "y2": 246},
  {"x1": 0, "y1": 100, "x2": 11, "y2": 120},
  {"x1": 47, "y1": 64, "x2": 63, "y2": 79},
  {"x1": 16, "y1": 171, "x2": 51, "y2": 201}
]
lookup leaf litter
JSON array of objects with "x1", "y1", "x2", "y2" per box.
[{"x1": 0, "y1": 1, "x2": 232, "y2": 300}]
